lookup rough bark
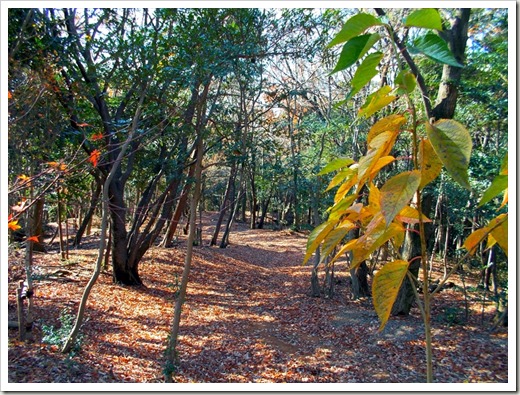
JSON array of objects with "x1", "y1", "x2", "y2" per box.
[{"x1": 432, "y1": 9, "x2": 471, "y2": 121}]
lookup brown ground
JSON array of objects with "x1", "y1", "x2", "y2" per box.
[{"x1": 6, "y1": 212, "x2": 508, "y2": 384}]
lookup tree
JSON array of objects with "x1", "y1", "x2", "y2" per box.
[{"x1": 304, "y1": 8, "x2": 484, "y2": 382}]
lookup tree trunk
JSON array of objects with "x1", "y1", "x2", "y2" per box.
[
  {"x1": 162, "y1": 161, "x2": 196, "y2": 248},
  {"x1": 210, "y1": 163, "x2": 236, "y2": 246},
  {"x1": 73, "y1": 175, "x2": 102, "y2": 247},
  {"x1": 310, "y1": 246, "x2": 321, "y2": 297},
  {"x1": 220, "y1": 188, "x2": 242, "y2": 249},
  {"x1": 29, "y1": 197, "x2": 46, "y2": 252},
  {"x1": 257, "y1": 194, "x2": 272, "y2": 229},
  {"x1": 392, "y1": 188, "x2": 434, "y2": 315},
  {"x1": 110, "y1": 178, "x2": 142, "y2": 285},
  {"x1": 432, "y1": 9, "x2": 471, "y2": 121},
  {"x1": 164, "y1": 119, "x2": 205, "y2": 383},
  {"x1": 350, "y1": 262, "x2": 370, "y2": 299}
]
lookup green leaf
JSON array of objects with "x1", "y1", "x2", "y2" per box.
[
  {"x1": 328, "y1": 13, "x2": 383, "y2": 48},
  {"x1": 348, "y1": 52, "x2": 384, "y2": 99},
  {"x1": 409, "y1": 33, "x2": 463, "y2": 67},
  {"x1": 318, "y1": 157, "x2": 354, "y2": 176},
  {"x1": 478, "y1": 175, "x2": 508, "y2": 207},
  {"x1": 373, "y1": 260, "x2": 409, "y2": 331},
  {"x1": 425, "y1": 119, "x2": 472, "y2": 190},
  {"x1": 418, "y1": 138, "x2": 443, "y2": 190},
  {"x1": 404, "y1": 9, "x2": 443, "y2": 31},
  {"x1": 380, "y1": 171, "x2": 421, "y2": 226},
  {"x1": 331, "y1": 33, "x2": 381, "y2": 74},
  {"x1": 358, "y1": 85, "x2": 397, "y2": 118},
  {"x1": 394, "y1": 70, "x2": 417, "y2": 94}
]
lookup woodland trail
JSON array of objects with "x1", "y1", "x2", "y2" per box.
[{"x1": 7, "y1": 212, "x2": 508, "y2": 384}]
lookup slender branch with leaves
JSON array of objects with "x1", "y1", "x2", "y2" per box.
[{"x1": 302, "y1": 9, "x2": 496, "y2": 383}]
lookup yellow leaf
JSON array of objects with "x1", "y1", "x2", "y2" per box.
[
  {"x1": 373, "y1": 260, "x2": 410, "y2": 331},
  {"x1": 380, "y1": 171, "x2": 422, "y2": 227},
  {"x1": 330, "y1": 238, "x2": 358, "y2": 266},
  {"x1": 352, "y1": 219, "x2": 404, "y2": 268},
  {"x1": 329, "y1": 195, "x2": 357, "y2": 221},
  {"x1": 326, "y1": 168, "x2": 355, "y2": 192},
  {"x1": 334, "y1": 174, "x2": 359, "y2": 203},
  {"x1": 500, "y1": 188, "x2": 508, "y2": 209},
  {"x1": 418, "y1": 138, "x2": 443, "y2": 190},
  {"x1": 319, "y1": 225, "x2": 355, "y2": 264},
  {"x1": 463, "y1": 227, "x2": 488, "y2": 255},
  {"x1": 303, "y1": 221, "x2": 336, "y2": 265},
  {"x1": 368, "y1": 182, "x2": 381, "y2": 212},
  {"x1": 369, "y1": 156, "x2": 395, "y2": 180},
  {"x1": 358, "y1": 85, "x2": 397, "y2": 118},
  {"x1": 395, "y1": 205, "x2": 432, "y2": 224},
  {"x1": 367, "y1": 114, "x2": 406, "y2": 145},
  {"x1": 488, "y1": 214, "x2": 508, "y2": 257}
]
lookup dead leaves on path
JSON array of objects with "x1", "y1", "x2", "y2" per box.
[{"x1": 7, "y1": 216, "x2": 508, "y2": 384}]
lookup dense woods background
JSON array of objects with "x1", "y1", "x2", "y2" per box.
[{"x1": 5, "y1": 6, "x2": 511, "y2": 387}]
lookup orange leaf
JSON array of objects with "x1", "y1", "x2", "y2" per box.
[
  {"x1": 17, "y1": 174, "x2": 30, "y2": 182},
  {"x1": 91, "y1": 132, "x2": 104, "y2": 141},
  {"x1": 8, "y1": 220, "x2": 21, "y2": 231},
  {"x1": 47, "y1": 161, "x2": 67, "y2": 171},
  {"x1": 27, "y1": 235, "x2": 40, "y2": 242},
  {"x1": 8, "y1": 91, "x2": 12, "y2": 99},
  {"x1": 89, "y1": 149, "x2": 101, "y2": 167},
  {"x1": 76, "y1": 122, "x2": 90, "y2": 127}
]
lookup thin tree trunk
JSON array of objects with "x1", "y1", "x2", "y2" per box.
[
  {"x1": 165, "y1": 135, "x2": 204, "y2": 382},
  {"x1": 257, "y1": 194, "x2": 272, "y2": 229},
  {"x1": 72, "y1": 176, "x2": 103, "y2": 247},
  {"x1": 162, "y1": 163, "x2": 195, "y2": 248},
  {"x1": 210, "y1": 163, "x2": 236, "y2": 246},
  {"x1": 310, "y1": 246, "x2": 321, "y2": 297},
  {"x1": 57, "y1": 188, "x2": 66, "y2": 260}
]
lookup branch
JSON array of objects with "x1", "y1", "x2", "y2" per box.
[{"x1": 374, "y1": 8, "x2": 433, "y2": 119}]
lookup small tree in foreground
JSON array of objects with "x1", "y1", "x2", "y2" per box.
[{"x1": 303, "y1": 9, "x2": 508, "y2": 383}]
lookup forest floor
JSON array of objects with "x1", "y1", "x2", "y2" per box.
[{"x1": 6, "y1": 212, "x2": 508, "y2": 385}]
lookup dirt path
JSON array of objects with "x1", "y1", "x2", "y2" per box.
[{"x1": 7, "y1": 213, "x2": 508, "y2": 384}]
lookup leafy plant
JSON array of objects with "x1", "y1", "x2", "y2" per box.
[
  {"x1": 41, "y1": 308, "x2": 84, "y2": 357},
  {"x1": 305, "y1": 8, "x2": 475, "y2": 382}
]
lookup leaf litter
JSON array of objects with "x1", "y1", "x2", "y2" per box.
[{"x1": 7, "y1": 212, "x2": 507, "y2": 383}]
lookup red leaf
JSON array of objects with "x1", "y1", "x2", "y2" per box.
[
  {"x1": 27, "y1": 235, "x2": 40, "y2": 242},
  {"x1": 89, "y1": 149, "x2": 101, "y2": 167},
  {"x1": 91, "y1": 132, "x2": 104, "y2": 141}
]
